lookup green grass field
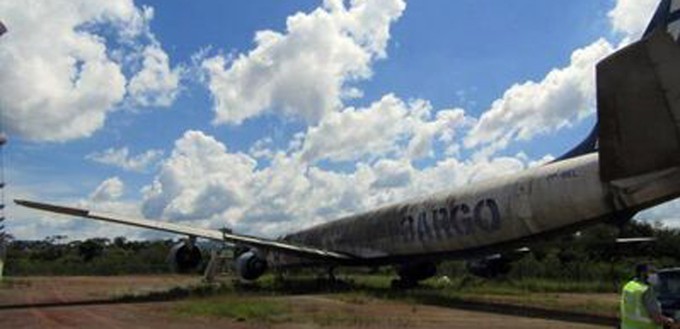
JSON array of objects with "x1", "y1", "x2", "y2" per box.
[
  {"x1": 175, "y1": 297, "x2": 292, "y2": 323},
  {"x1": 158, "y1": 273, "x2": 619, "y2": 324}
]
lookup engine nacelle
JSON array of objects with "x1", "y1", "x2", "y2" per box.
[
  {"x1": 235, "y1": 250, "x2": 268, "y2": 281},
  {"x1": 397, "y1": 261, "x2": 437, "y2": 282},
  {"x1": 467, "y1": 254, "x2": 512, "y2": 278},
  {"x1": 168, "y1": 241, "x2": 203, "y2": 273}
]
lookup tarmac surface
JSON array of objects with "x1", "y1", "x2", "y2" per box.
[{"x1": 0, "y1": 276, "x2": 615, "y2": 329}]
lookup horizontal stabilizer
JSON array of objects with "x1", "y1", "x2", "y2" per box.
[{"x1": 598, "y1": 29, "x2": 680, "y2": 181}]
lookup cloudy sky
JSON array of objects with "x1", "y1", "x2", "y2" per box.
[{"x1": 1, "y1": 0, "x2": 672, "y2": 241}]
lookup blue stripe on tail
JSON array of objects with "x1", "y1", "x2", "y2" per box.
[{"x1": 642, "y1": 0, "x2": 680, "y2": 40}]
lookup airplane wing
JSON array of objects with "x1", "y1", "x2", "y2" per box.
[{"x1": 14, "y1": 199, "x2": 356, "y2": 262}]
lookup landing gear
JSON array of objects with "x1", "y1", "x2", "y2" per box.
[
  {"x1": 273, "y1": 268, "x2": 287, "y2": 287},
  {"x1": 316, "y1": 266, "x2": 350, "y2": 290},
  {"x1": 391, "y1": 261, "x2": 438, "y2": 289},
  {"x1": 328, "y1": 266, "x2": 336, "y2": 283},
  {"x1": 390, "y1": 278, "x2": 418, "y2": 289}
]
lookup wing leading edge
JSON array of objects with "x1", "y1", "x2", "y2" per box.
[{"x1": 14, "y1": 199, "x2": 356, "y2": 262}]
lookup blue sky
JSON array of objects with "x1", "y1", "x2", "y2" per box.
[{"x1": 1, "y1": 0, "x2": 671, "y2": 240}]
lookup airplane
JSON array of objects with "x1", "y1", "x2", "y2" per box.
[{"x1": 15, "y1": 0, "x2": 680, "y2": 288}]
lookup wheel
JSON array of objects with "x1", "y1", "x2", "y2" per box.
[{"x1": 391, "y1": 278, "x2": 417, "y2": 289}]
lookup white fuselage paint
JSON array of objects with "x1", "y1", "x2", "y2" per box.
[{"x1": 275, "y1": 153, "x2": 680, "y2": 267}]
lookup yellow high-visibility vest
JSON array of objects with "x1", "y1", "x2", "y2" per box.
[{"x1": 621, "y1": 280, "x2": 662, "y2": 329}]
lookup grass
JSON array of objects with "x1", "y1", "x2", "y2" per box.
[
  {"x1": 109, "y1": 273, "x2": 618, "y2": 324},
  {"x1": 172, "y1": 292, "x2": 413, "y2": 327},
  {"x1": 175, "y1": 297, "x2": 291, "y2": 323},
  {"x1": 0, "y1": 277, "x2": 32, "y2": 289},
  {"x1": 468, "y1": 278, "x2": 616, "y2": 294},
  {"x1": 307, "y1": 312, "x2": 396, "y2": 327},
  {"x1": 351, "y1": 274, "x2": 616, "y2": 294},
  {"x1": 1, "y1": 274, "x2": 618, "y2": 327},
  {"x1": 173, "y1": 295, "x2": 412, "y2": 327},
  {"x1": 300, "y1": 274, "x2": 619, "y2": 317},
  {"x1": 270, "y1": 273, "x2": 617, "y2": 317},
  {"x1": 334, "y1": 292, "x2": 372, "y2": 305}
]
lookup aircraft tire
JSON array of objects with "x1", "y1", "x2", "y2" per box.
[{"x1": 391, "y1": 278, "x2": 417, "y2": 289}]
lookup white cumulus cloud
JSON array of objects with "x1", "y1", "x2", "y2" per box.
[
  {"x1": 87, "y1": 147, "x2": 164, "y2": 172},
  {"x1": 0, "y1": 0, "x2": 181, "y2": 142},
  {"x1": 89, "y1": 176, "x2": 124, "y2": 202},
  {"x1": 139, "y1": 129, "x2": 530, "y2": 238},
  {"x1": 462, "y1": 0, "x2": 662, "y2": 155},
  {"x1": 464, "y1": 39, "x2": 614, "y2": 151},
  {"x1": 370, "y1": 159, "x2": 413, "y2": 189},
  {"x1": 299, "y1": 94, "x2": 470, "y2": 163},
  {"x1": 637, "y1": 199, "x2": 680, "y2": 228},
  {"x1": 201, "y1": 0, "x2": 405, "y2": 125},
  {"x1": 609, "y1": 0, "x2": 659, "y2": 40},
  {"x1": 141, "y1": 130, "x2": 257, "y2": 221},
  {"x1": 128, "y1": 43, "x2": 182, "y2": 107}
]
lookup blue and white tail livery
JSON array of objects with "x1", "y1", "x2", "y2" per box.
[{"x1": 645, "y1": 0, "x2": 680, "y2": 41}]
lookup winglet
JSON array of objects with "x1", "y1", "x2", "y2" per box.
[{"x1": 15, "y1": 199, "x2": 91, "y2": 217}]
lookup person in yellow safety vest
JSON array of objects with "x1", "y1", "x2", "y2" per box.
[{"x1": 621, "y1": 264, "x2": 677, "y2": 329}]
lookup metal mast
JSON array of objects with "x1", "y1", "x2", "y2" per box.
[{"x1": 0, "y1": 21, "x2": 7, "y2": 279}]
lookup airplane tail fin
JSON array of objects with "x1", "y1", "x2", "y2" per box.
[
  {"x1": 643, "y1": 0, "x2": 680, "y2": 39},
  {"x1": 597, "y1": 0, "x2": 680, "y2": 181}
]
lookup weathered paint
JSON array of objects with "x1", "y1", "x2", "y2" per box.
[
  {"x1": 598, "y1": 29, "x2": 680, "y2": 181},
  {"x1": 276, "y1": 153, "x2": 680, "y2": 268}
]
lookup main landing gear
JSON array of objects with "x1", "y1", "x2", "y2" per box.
[
  {"x1": 391, "y1": 261, "x2": 437, "y2": 289},
  {"x1": 316, "y1": 266, "x2": 347, "y2": 290}
]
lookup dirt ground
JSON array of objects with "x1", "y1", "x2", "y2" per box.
[
  {"x1": 0, "y1": 276, "x2": 615, "y2": 329},
  {"x1": 0, "y1": 275, "x2": 197, "y2": 306}
]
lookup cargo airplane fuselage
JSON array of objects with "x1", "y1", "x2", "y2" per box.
[{"x1": 277, "y1": 152, "x2": 680, "y2": 268}]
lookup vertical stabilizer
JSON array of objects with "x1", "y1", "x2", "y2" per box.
[
  {"x1": 643, "y1": 0, "x2": 680, "y2": 39},
  {"x1": 598, "y1": 1, "x2": 680, "y2": 181}
]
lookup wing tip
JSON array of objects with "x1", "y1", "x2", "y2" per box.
[{"x1": 15, "y1": 199, "x2": 90, "y2": 217}]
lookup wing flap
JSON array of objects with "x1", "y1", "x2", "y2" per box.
[{"x1": 15, "y1": 199, "x2": 355, "y2": 261}]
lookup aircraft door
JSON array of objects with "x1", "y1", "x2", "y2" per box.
[{"x1": 512, "y1": 178, "x2": 537, "y2": 234}]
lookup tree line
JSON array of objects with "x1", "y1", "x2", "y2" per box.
[
  {"x1": 4, "y1": 236, "x2": 175, "y2": 275},
  {"x1": 438, "y1": 219, "x2": 680, "y2": 287},
  {"x1": 4, "y1": 219, "x2": 680, "y2": 281}
]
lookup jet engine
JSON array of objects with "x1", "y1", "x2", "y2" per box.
[
  {"x1": 392, "y1": 261, "x2": 437, "y2": 288},
  {"x1": 168, "y1": 241, "x2": 203, "y2": 273},
  {"x1": 234, "y1": 250, "x2": 268, "y2": 281},
  {"x1": 398, "y1": 261, "x2": 437, "y2": 281},
  {"x1": 467, "y1": 248, "x2": 530, "y2": 278},
  {"x1": 466, "y1": 254, "x2": 512, "y2": 278}
]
